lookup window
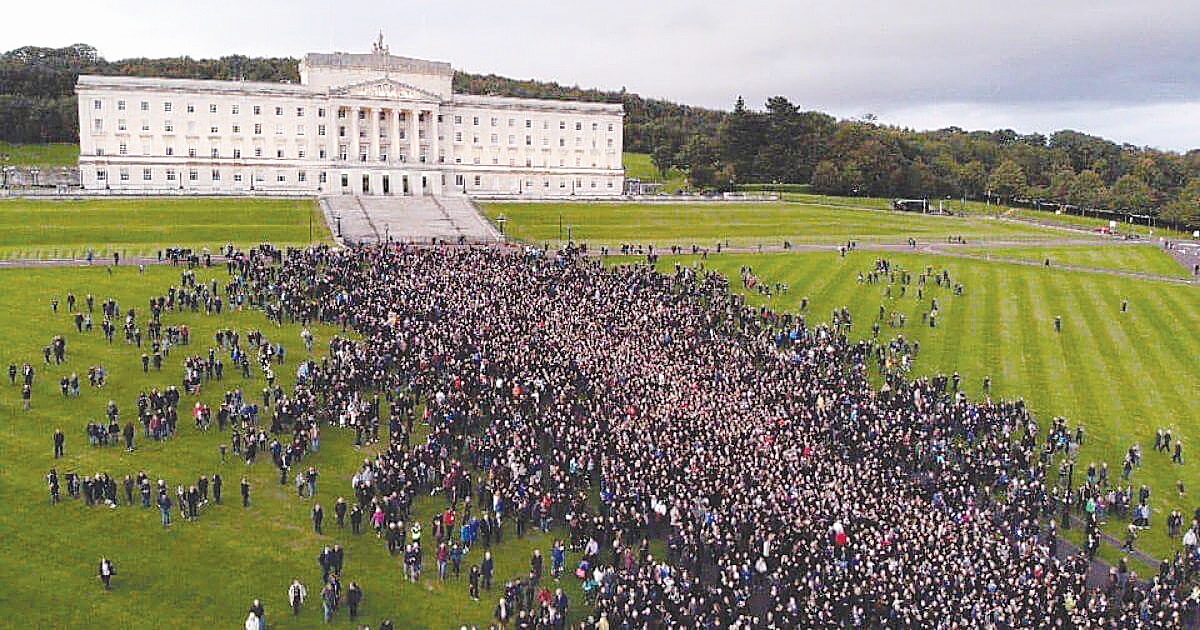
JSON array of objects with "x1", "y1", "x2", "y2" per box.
[
  {"x1": 575, "y1": 122, "x2": 582, "y2": 131},
  {"x1": 188, "y1": 148, "x2": 197, "y2": 157},
  {"x1": 592, "y1": 123, "x2": 598, "y2": 131},
  {"x1": 189, "y1": 170, "x2": 198, "y2": 181},
  {"x1": 298, "y1": 149, "x2": 305, "y2": 159},
  {"x1": 319, "y1": 172, "x2": 327, "y2": 183},
  {"x1": 233, "y1": 149, "x2": 241, "y2": 158},
  {"x1": 608, "y1": 123, "x2": 614, "y2": 132},
  {"x1": 165, "y1": 147, "x2": 174, "y2": 156},
  {"x1": 525, "y1": 119, "x2": 531, "y2": 128},
  {"x1": 275, "y1": 107, "x2": 283, "y2": 116},
  {"x1": 210, "y1": 126, "x2": 219, "y2": 134},
  {"x1": 318, "y1": 108, "x2": 326, "y2": 118},
  {"x1": 164, "y1": 102, "x2": 172, "y2": 112},
  {"x1": 254, "y1": 148, "x2": 263, "y2": 157},
  {"x1": 296, "y1": 107, "x2": 304, "y2": 117},
  {"x1": 455, "y1": 174, "x2": 464, "y2": 186},
  {"x1": 277, "y1": 173, "x2": 286, "y2": 182},
  {"x1": 490, "y1": 134, "x2": 498, "y2": 144},
  {"x1": 318, "y1": 149, "x2": 327, "y2": 159},
  {"x1": 559, "y1": 121, "x2": 565, "y2": 130},
  {"x1": 211, "y1": 148, "x2": 219, "y2": 158},
  {"x1": 254, "y1": 123, "x2": 262, "y2": 135},
  {"x1": 141, "y1": 121, "x2": 150, "y2": 132},
  {"x1": 607, "y1": 138, "x2": 614, "y2": 148},
  {"x1": 473, "y1": 136, "x2": 480, "y2": 145},
  {"x1": 253, "y1": 105, "x2": 261, "y2": 115},
  {"x1": 187, "y1": 104, "x2": 195, "y2": 113},
  {"x1": 234, "y1": 173, "x2": 243, "y2": 182},
  {"x1": 473, "y1": 175, "x2": 481, "y2": 186},
  {"x1": 119, "y1": 169, "x2": 129, "y2": 181},
  {"x1": 508, "y1": 135, "x2": 515, "y2": 145},
  {"x1": 95, "y1": 148, "x2": 105, "y2": 156},
  {"x1": 337, "y1": 109, "x2": 346, "y2": 119},
  {"x1": 232, "y1": 105, "x2": 239, "y2": 115},
  {"x1": 119, "y1": 143, "x2": 128, "y2": 155},
  {"x1": 164, "y1": 121, "x2": 173, "y2": 132},
  {"x1": 140, "y1": 101, "x2": 149, "y2": 111},
  {"x1": 209, "y1": 104, "x2": 218, "y2": 114},
  {"x1": 166, "y1": 169, "x2": 176, "y2": 181},
  {"x1": 358, "y1": 110, "x2": 365, "y2": 120},
  {"x1": 96, "y1": 170, "x2": 107, "y2": 181},
  {"x1": 93, "y1": 119, "x2": 103, "y2": 132},
  {"x1": 454, "y1": 115, "x2": 462, "y2": 125},
  {"x1": 297, "y1": 125, "x2": 305, "y2": 136},
  {"x1": 341, "y1": 174, "x2": 348, "y2": 188},
  {"x1": 93, "y1": 99, "x2": 102, "y2": 110},
  {"x1": 490, "y1": 117, "x2": 498, "y2": 126},
  {"x1": 143, "y1": 168, "x2": 152, "y2": 181},
  {"x1": 117, "y1": 100, "x2": 126, "y2": 111},
  {"x1": 508, "y1": 118, "x2": 515, "y2": 127},
  {"x1": 318, "y1": 124, "x2": 326, "y2": 136},
  {"x1": 212, "y1": 170, "x2": 221, "y2": 181},
  {"x1": 118, "y1": 119, "x2": 127, "y2": 131},
  {"x1": 473, "y1": 116, "x2": 479, "y2": 126},
  {"x1": 525, "y1": 135, "x2": 532, "y2": 146},
  {"x1": 276, "y1": 149, "x2": 284, "y2": 159},
  {"x1": 338, "y1": 126, "x2": 346, "y2": 137},
  {"x1": 454, "y1": 132, "x2": 462, "y2": 143},
  {"x1": 298, "y1": 171, "x2": 306, "y2": 182},
  {"x1": 232, "y1": 124, "x2": 240, "y2": 134}
]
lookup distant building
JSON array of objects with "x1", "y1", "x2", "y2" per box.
[{"x1": 76, "y1": 36, "x2": 624, "y2": 197}]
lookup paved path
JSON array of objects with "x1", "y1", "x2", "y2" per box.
[{"x1": 322, "y1": 195, "x2": 501, "y2": 245}]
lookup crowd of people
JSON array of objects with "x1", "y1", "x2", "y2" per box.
[
  {"x1": 25, "y1": 238, "x2": 1200, "y2": 627},
  {"x1": 211, "y1": 241, "x2": 1195, "y2": 627}
]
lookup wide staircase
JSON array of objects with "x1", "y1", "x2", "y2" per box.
[{"x1": 321, "y1": 194, "x2": 502, "y2": 245}]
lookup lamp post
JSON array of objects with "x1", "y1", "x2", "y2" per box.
[
  {"x1": 497, "y1": 214, "x2": 507, "y2": 237},
  {"x1": 30, "y1": 167, "x2": 40, "y2": 188}
]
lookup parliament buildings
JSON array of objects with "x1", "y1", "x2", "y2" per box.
[{"x1": 75, "y1": 38, "x2": 624, "y2": 197}]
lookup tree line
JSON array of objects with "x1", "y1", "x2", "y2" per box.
[{"x1": 3, "y1": 45, "x2": 1199, "y2": 227}]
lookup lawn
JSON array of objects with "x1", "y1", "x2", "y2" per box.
[
  {"x1": 0, "y1": 198, "x2": 330, "y2": 260},
  {"x1": 640, "y1": 251, "x2": 1200, "y2": 563},
  {"x1": 482, "y1": 201, "x2": 1086, "y2": 247},
  {"x1": 0, "y1": 142, "x2": 79, "y2": 167},
  {"x1": 959, "y1": 244, "x2": 1189, "y2": 278},
  {"x1": 622, "y1": 152, "x2": 686, "y2": 193},
  {"x1": 0, "y1": 265, "x2": 596, "y2": 628}
]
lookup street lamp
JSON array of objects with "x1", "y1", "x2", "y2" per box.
[{"x1": 496, "y1": 214, "x2": 507, "y2": 237}]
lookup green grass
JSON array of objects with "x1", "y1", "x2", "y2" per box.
[
  {"x1": 959, "y1": 244, "x2": 1189, "y2": 278},
  {"x1": 0, "y1": 265, "x2": 596, "y2": 628},
  {"x1": 622, "y1": 152, "x2": 686, "y2": 193},
  {"x1": 482, "y1": 201, "x2": 1088, "y2": 247},
  {"x1": 640, "y1": 251, "x2": 1200, "y2": 564},
  {"x1": 0, "y1": 198, "x2": 330, "y2": 260},
  {"x1": 0, "y1": 142, "x2": 79, "y2": 167}
]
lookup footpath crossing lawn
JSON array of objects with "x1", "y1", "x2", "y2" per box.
[
  {"x1": 483, "y1": 201, "x2": 1081, "y2": 247},
  {"x1": 0, "y1": 265, "x2": 591, "y2": 629},
  {"x1": 0, "y1": 198, "x2": 330, "y2": 260},
  {"x1": 645, "y1": 251, "x2": 1200, "y2": 562},
  {"x1": 958, "y1": 244, "x2": 1190, "y2": 278}
]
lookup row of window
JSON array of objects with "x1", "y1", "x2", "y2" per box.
[
  {"x1": 94, "y1": 119, "x2": 328, "y2": 137},
  {"x1": 452, "y1": 173, "x2": 614, "y2": 189},
  {"x1": 451, "y1": 132, "x2": 615, "y2": 149},
  {"x1": 450, "y1": 115, "x2": 614, "y2": 133},
  {"x1": 94, "y1": 99, "x2": 325, "y2": 118},
  {"x1": 97, "y1": 167, "x2": 319, "y2": 184}
]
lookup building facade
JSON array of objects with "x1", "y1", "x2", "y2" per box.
[{"x1": 76, "y1": 41, "x2": 624, "y2": 197}]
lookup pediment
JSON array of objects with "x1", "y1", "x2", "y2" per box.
[{"x1": 331, "y1": 79, "x2": 440, "y2": 102}]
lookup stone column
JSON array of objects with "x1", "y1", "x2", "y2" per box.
[
  {"x1": 431, "y1": 107, "x2": 440, "y2": 165},
  {"x1": 409, "y1": 109, "x2": 420, "y2": 166},
  {"x1": 369, "y1": 107, "x2": 380, "y2": 163},
  {"x1": 390, "y1": 109, "x2": 401, "y2": 163},
  {"x1": 329, "y1": 105, "x2": 340, "y2": 163},
  {"x1": 349, "y1": 105, "x2": 359, "y2": 163}
]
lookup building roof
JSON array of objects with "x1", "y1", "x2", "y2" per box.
[
  {"x1": 302, "y1": 52, "x2": 452, "y2": 76},
  {"x1": 77, "y1": 74, "x2": 314, "y2": 96},
  {"x1": 451, "y1": 93, "x2": 625, "y2": 115}
]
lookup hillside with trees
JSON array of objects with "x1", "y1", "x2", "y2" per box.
[{"x1": 2, "y1": 44, "x2": 1199, "y2": 227}]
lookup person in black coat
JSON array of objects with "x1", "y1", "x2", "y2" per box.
[
  {"x1": 240, "y1": 477, "x2": 250, "y2": 507},
  {"x1": 312, "y1": 503, "x2": 324, "y2": 534}
]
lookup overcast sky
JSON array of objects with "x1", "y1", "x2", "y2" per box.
[{"x1": 7, "y1": 1, "x2": 1200, "y2": 151}]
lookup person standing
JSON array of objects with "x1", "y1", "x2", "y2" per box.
[
  {"x1": 213, "y1": 473, "x2": 223, "y2": 504},
  {"x1": 287, "y1": 578, "x2": 307, "y2": 616},
  {"x1": 241, "y1": 477, "x2": 250, "y2": 507},
  {"x1": 53, "y1": 429, "x2": 65, "y2": 458},
  {"x1": 469, "y1": 564, "x2": 481, "y2": 601},
  {"x1": 335, "y1": 497, "x2": 347, "y2": 529},
  {"x1": 98, "y1": 557, "x2": 115, "y2": 590},
  {"x1": 345, "y1": 582, "x2": 362, "y2": 620},
  {"x1": 320, "y1": 582, "x2": 337, "y2": 623},
  {"x1": 312, "y1": 503, "x2": 324, "y2": 534},
  {"x1": 22, "y1": 384, "x2": 31, "y2": 411}
]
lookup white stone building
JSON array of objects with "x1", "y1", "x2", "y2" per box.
[{"x1": 75, "y1": 40, "x2": 624, "y2": 197}]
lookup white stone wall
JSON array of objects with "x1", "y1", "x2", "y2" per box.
[{"x1": 76, "y1": 51, "x2": 624, "y2": 198}]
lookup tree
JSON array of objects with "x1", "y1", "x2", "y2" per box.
[
  {"x1": 1161, "y1": 178, "x2": 1200, "y2": 229},
  {"x1": 650, "y1": 145, "x2": 676, "y2": 179},
  {"x1": 1068, "y1": 170, "x2": 1108, "y2": 211},
  {"x1": 988, "y1": 159, "x2": 1026, "y2": 200},
  {"x1": 1110, "y1": 174, "x2": 1152, "y2": 211}
]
